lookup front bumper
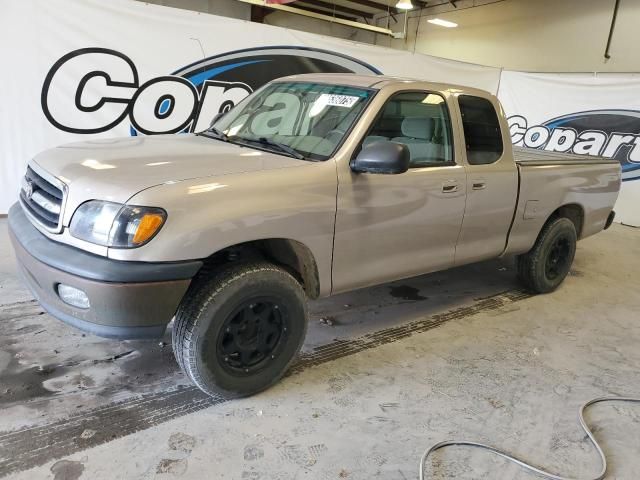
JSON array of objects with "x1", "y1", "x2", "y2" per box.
[
  {"x1": 604, "y1": 210, "x2": 616, "y2": 230},
  {"x1": 8, "y1": 203, "x2": 203, "y2": 339}
]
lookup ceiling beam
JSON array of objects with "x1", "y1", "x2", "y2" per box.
[
  {"x1": 287, "y1": 3, "x2": 359, "y2": 21},
  {"x1": 297, "y1": 0, "x2": 375, "y2": 19},
  {"x1": 340, "y1": 0, "x2": 401, "y2": 14},
  {"x1": 342, "y1": 0, "x2": 427, "y2": 15},
  {"x1": 238, "y1": 0, "x2": 394, "y2": 34}
]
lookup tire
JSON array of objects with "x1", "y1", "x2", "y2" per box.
[
  {"x1": 172, "y1": 261, "x2": 308, "y2": 398},
  {"x1": 516, "y1": 217, "x2": 577, "y2": 294}
]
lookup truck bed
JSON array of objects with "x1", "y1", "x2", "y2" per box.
[
  {"x1": 505, "y1": 146, "x2": 621, "y2": 257},
  {"x1": 513, "y1": 146, "x2": 619, "y2": 166}
]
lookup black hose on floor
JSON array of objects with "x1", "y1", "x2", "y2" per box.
[{"x1": 419, "y1": 397, "x2": 640, "y2": 480}]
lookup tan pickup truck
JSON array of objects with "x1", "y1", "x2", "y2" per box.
[{"x1": 9, "y1": 73, "x2": 620, "y2": 398}]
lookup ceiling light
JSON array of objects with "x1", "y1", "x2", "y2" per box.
[
  {"x1": 395, "y1": 0, "x2": 414, "y2": 10},
  {"x1": 428, "y1": 18, "x2": 458, "y2": 28}
]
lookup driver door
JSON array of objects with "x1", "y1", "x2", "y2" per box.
[{"x1": 332, "y1": 90, "x2": 467, "y2": 293}]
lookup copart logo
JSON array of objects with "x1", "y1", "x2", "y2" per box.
[
  {"x1": 41, "y1": 46, "x2": 381, "y2": 136},
  {"x1": 508, "y1": 110, "x2": 640, "y2": 182}
]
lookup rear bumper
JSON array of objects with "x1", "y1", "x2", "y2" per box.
[{"x1": 8, "y1": 203, "x2": 202, "y2": 339}]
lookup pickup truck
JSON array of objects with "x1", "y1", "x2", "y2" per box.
[{"x1": 9, "y1": 73, "x2": 620, "y2": 398}]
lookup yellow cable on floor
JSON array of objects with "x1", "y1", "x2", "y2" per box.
[{"x1": 420, "y1": 397, "x2": 640, "y2": 480}]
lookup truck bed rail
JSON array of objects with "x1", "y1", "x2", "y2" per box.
[{"x1": 513, "y1": 146, "x2": 619, "y2": 166}]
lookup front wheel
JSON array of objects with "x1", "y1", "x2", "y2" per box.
[
  {"x1": 516, "y1": 217, "x2": 577, "y2": 294},
  {"x1": 172, "y1": 262, "x2": 308, "y2": 398}
]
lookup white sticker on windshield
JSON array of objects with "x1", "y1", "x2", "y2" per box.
[{"x1": 319, "y1": 94, "x2": 360, "y2": 108}]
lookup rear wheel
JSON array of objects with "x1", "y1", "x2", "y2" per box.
[
  {"x1": 516, "y1": 217, "x2": 577, "y2": 293},
  {"x1": 172, "y1": 262, "x2": 307, "y2": 398}
]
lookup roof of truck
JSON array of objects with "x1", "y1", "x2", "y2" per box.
[{"x1": 274, "y1": 73, "x2": 493, "y2": 96}]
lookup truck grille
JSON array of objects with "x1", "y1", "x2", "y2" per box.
[{"x1": 20, "y1": 166, "x2": 65, "y2": 232}]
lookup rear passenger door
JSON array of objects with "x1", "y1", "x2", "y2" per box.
[
  {"x1": 453, "y1": 94, "x2": 518, "y2": 265},
  {"x1": 332, "y1": 91, "x2": 467, "y2": 293}
]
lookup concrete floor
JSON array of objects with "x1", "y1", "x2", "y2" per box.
[{"x1": 0, "y1": 219, "x2": 639, "y2": 480}]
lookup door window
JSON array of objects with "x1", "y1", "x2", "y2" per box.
[
  {"x1": 362, "y1": 92, "x2": 454, "y2": 167},
  {"x1": 458, "y1": 95, "x2": 504, "y2": 165}
]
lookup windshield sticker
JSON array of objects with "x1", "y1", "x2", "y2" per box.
[{"x1": 320, "y1": 94, "x2": 360, "y2": 108}]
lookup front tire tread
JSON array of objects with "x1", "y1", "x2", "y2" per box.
[{"x1": 172, "y1": 262, "x2": 306, "y2": 398}]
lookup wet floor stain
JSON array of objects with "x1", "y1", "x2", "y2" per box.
[
  {"x1": 50, "y1": 459, "x2": 84, "y2": 480},
  {"x1": 0, "y1": 351, "x2": 139, "y2": 406},
  {"x1": 388, "y1": 285, "x2": 427, "y2": 301},
  {"x1": 0, "y1": 361, "x2": 58, "y2": 405},
  {"x1": 0, "y1": 298, "x2": 182, "y2": 409}
]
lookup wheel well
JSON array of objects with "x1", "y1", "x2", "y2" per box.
[
  {"x1": 202, "y1": 239, "x2": 320, "y2": 299},
  {"x1": 547, "y1": 204, "x2": 584, "y2": 238}
]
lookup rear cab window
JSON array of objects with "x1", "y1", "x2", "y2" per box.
[{"x1": 458, "y1": 95, "x2": 504, "y2": 165}]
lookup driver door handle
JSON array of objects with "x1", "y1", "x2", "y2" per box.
[{"x1": 442, "y1": 182, "x2": 458, "y2": 193}]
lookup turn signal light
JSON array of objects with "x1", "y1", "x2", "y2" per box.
[
  {"x1": 132, "y1": 213, "x2": 165, "y2": 245},
  {"x1": 70, "y1": 201, "x2": 167, "y2": 248}
]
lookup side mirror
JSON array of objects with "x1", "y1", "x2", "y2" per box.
[
  {"x1": 351, "y1": 141, "x2": 410, "y2": 174},
  {"x1": 209, "y1": 112, "x2": 226, "y2": 128}
]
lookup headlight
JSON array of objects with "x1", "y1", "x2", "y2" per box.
[{"x1": 70, "y1": 200, "x2": 167, "y2": 248}]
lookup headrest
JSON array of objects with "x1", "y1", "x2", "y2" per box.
[{"x1": 401, "y1": 117, "x2": 434, "y2": 140}]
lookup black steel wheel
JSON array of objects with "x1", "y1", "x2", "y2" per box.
[
  {"x1": 517, "y1": 217, "x2": 577, "y2": 293},
  {"x1": 216, "y1": 298, "x2": 288, "y2": 376},
  {"x1": 545, "y1": 234, "x2": 572, "y2": 281},
  {"x1": 172, "y1": 262, "x2": 307, "y2": 398}
]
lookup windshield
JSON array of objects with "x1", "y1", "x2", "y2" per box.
[{"x1": 211, "y1": 82, "x2": 375, "y2": 161}]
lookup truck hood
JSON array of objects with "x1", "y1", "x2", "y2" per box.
[{"x1": 32, "y1": 134, "x2": 307, "y2": 223}]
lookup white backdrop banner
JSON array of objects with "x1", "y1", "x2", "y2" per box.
[
  {"x1": 1, "y1": 1, "x2": 637, "y2": 226},
  {"x1": 498, "y1": 71, "x2": 640, "y2": 226},
  {"x1": 0, "y1": 0, "x2": 500, "y2": 214}
]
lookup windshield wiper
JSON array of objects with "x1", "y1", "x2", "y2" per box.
[
  {"x1": 240, "y1": 137, "x2": 305, "y2": 160},
  {"x1": 200, "y1": 126, "x2": 228, "y2": 142}
]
